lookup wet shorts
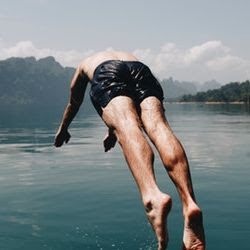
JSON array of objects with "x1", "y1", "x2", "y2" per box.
[{"x1": 89, "y1": 60, "x2": 164, "y2": 116}]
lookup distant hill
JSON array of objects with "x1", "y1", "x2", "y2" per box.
[
  {"x1": 160, "y1": 77, "x2": 221, "y2": 100},
  {"x1": 0, "y1": 56, "x2": 95, "y2": 118},
  {"x1": 0, "y1": 56, "x2": 73, "y2": 106},
  {"x1": 160, "y1": 77, "x2": 198, "y2": 100},
  {"x1": 198, "y1": 79, "x2": 221, "y2": 92},
  {"x1": 180, "y1": 81, "x2": 250, "y2": 103}
]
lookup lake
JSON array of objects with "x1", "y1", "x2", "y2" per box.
[{"x1": 0, "y1": 103, "x2": 249, "y2": 250}]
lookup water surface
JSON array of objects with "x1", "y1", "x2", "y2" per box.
[{"x1": 0, "y1": 103, "x2": 249, "y2": 250}]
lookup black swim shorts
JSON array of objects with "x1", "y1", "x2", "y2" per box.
[{"x1": 89, "y1": 60, "x2": 164, "y2": 116}]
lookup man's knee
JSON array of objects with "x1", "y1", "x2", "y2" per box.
[
  {"x1": 143, "y1": 120, "x2": 168, "y2": 144},
  {"x1": 140, "y1": 100, "x2": 166, "y2": 133},
  {"x1": 115, "y1": 122, "x2": 142, "y2": 144},
  {"x1": 144, "y1": 121, "x2": 159, "y2": 138},
  {"x1": 116, "y1": 124, "x2": 154, "y2": 157}
]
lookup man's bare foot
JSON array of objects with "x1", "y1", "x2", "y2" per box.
[
  {"x1": 144, "y1": 193, "x2": 172, "y2": 250},
  {"x1": 182, "y1": 203, "x2": 205, "y2": 250}
]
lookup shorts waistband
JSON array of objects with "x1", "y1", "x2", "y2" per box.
[{"x1": 92, "y1": 60, "x2": 143, "y2": 77}]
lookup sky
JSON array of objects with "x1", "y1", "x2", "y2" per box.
[{"x1": 0, "y1": 0, "x2": 250, "y2": 83}]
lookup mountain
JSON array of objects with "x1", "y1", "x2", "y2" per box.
[
  {"x1": 160, "y1": 77, "x2": 198, "y2": 100},
  {"x1": 0, "y1": 57, "x2": 95, "y2": 119},
  {"x1": 0, "y1": 56, "x2": 73, "y2": 106},
  {"x1": 180, "y1": 81, "x2": 250, "y2": 103},
  {"x1": 199, "y1": 79, "x2": 221, "y2": 92}
]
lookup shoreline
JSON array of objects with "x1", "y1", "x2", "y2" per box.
[{"x1": 166, "y1": 101, "x2": 247, "y2": 105}]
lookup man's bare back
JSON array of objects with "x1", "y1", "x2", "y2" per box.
[{"x1": 79, "y1": 51, "x2": 139, "y2": 80}]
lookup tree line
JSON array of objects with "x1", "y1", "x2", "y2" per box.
[{"x1": 180, "y1": 81, "x2": 250, "y2": 103}]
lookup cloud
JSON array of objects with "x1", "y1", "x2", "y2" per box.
[
  {"x1": 0, "y1": 39, "x2": 249, "y2": 83},
  {"x1": 183, "y1": 41, "x2": 230, "y2": 64},
  {"x1": 133, "y1": 41, "x2": 250, "y2": 83},
  {"x1": 206, "y1": 55, "x2": 247, "y2": 71},
  {"x1": 0, "y1": 40, "x2": 94, "y2": 67}
]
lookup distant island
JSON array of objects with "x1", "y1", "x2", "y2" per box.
[
  {"x1": 180, "y1": 81, "x2": 250, "y2": 103},
  {"x1": 0, "y1": 56, "x2": 249, "y2": 117}
]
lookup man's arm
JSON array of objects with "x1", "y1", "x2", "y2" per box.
[{"x1": 54, "y1": 66, "x2": 89, "y2": 147}]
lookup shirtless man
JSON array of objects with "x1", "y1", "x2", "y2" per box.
[{"x1": 54, "y1": 51, "x2": 205, "y2": 250}]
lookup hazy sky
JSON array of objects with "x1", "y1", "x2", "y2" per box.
[{"x1": 1, "y1": 0, "x2": 250, "y2": 83}]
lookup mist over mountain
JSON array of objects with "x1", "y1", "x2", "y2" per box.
[
  {"x1": 199, "y1": 80, "x2": 221, "y2": 92},
  {"x1": 160, "y1": 77, "x2": 198, "y2": 100}
]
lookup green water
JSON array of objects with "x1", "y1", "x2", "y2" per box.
[{"x1": 0, "y1": 103, "x2": 249, "y2": 250}]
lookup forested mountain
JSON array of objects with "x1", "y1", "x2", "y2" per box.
[
  {"x1": 180, "y1": 81, "x2": 250, "y2": 103},
  {"x1": 0, "y1": 56, "x2": 74, "y2": 106},
  {"x1": 0, "y1": 57, "x2": 96, "y2": 118}
]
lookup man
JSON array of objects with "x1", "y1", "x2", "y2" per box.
[{"x1": 54, "y1": 50, "x2": 205, "y2": 250}]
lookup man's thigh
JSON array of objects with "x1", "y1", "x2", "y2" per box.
[
  {"x1": 101, "y1": 95, "x2": 142, "y2": 131},
  {"x1": 140, "y1": 96, "x2": 166, "y2": 125}
]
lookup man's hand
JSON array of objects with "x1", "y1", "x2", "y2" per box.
[
  {"x1": 103, "y1": 132, "x2": 117, "y2": 152},
  {"x1": 54, "y1": 128, "x2": 71, "y2": 147}
]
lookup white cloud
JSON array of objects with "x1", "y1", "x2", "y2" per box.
[
  {"x1": 206, "y1": 55, "x2": 246, "y2": 71},
  {"x1": 133, "y1": 48, "x2": 153, "y2": 62},
  {"x1": 133, "y1": 40, "x2": 250, "y2": 83},
  {"x1": 0, "y1": 40, "x2": 94, "y2": 67},
  {"x1": 0, "y1": 39, "x2": 249, "y2": 83},
  {"x1": 183, "y1": 41, "x2": 230, "y2": 64}
]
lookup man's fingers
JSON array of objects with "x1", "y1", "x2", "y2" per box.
[
  {"x1": 104, "y1": 140, "x2": 116, "y2": 153},
  {"x1": 65, "y1": 134, "x2": 71, "y2": 144},
  {"x1": 54, "y1": 131, "x2": 71, "y2": 147},
  {"x1": 54, "y1": 140, "x2": 63, "y2": 147}
]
